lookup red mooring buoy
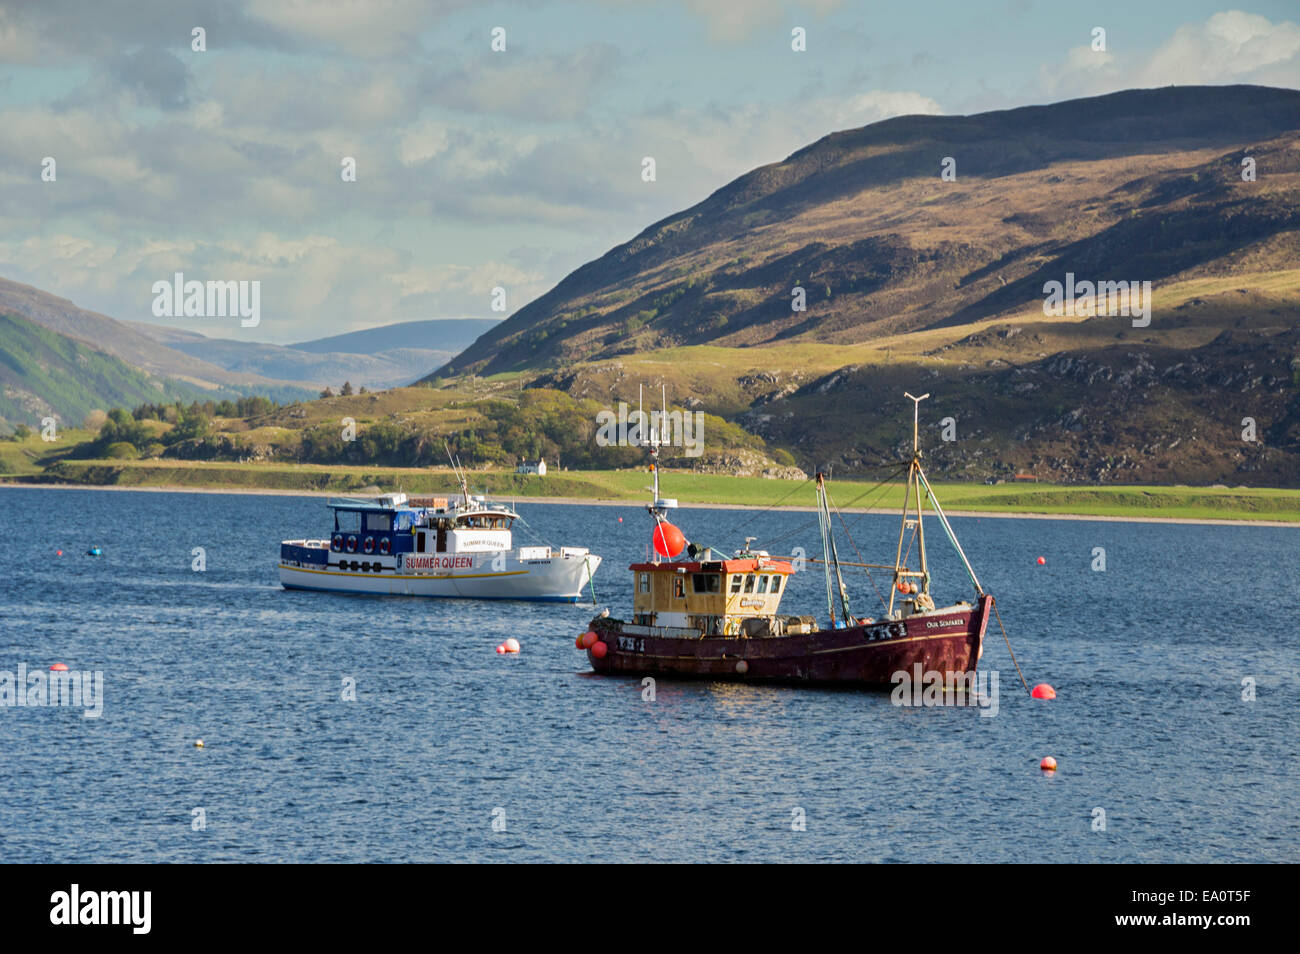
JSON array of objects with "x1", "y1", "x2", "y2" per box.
[
  {"x1": 1040, "y1": 756, "x2": 1057, "y2": 771},
  {"x1": 49, "y1": 662, "x2": 69, "y2": 672},
  {"x1": 1036, "y1": 556, "x2": 1046, "y2": 565},
  {"x1": 590, "y1": 641, "x2": 608, "y2": 659},
  {"x1": 1031, "y1": 683, "x2": 1056, "y2": 700}
]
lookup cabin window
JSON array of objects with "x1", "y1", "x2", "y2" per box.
[
  {"x1": 770, "y1": 575, "x2": 782, "y2": 594},
  {"x1": 364, "y1": 513, "x2": 392, "y2": 532},
  {"x1": 417, "y1": 531, "x2": 427, "y2": 552},
  {"x1": 673, "y1": 577, "x2": 685, "y2": 599},
  {"x1": 335, "y1": 511, "x2": 361, "y2": 532},
  {"x1": 638, "y1": 572, "x2": 650, "y2": 593},
  {"x1": 757, "y1": 575, "x2": 769, "y2": 594},
  {"x1": 743, "y1": 574, "x2": 756, "y2": 593},
  {"x1": 691, "y1": 573, "x2": 720, "y2": 594},
  {"x1": 729, "y1": 575, "x2": 743, "y2": 594}
]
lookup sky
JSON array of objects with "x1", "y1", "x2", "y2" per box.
[{"x1": 1, "y1": 0, "x2": 1298, "y2": 343}]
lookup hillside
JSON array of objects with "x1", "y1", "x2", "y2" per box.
[
  {"x1": 421, "y1": 85, "x2": 1300, "y2": 484},
  {"x1": 0, "y1": 277, "x2": 314, "y2": 401},
  {"x1": 0, "y1": 312, "x2": 201, "y2": 428}
]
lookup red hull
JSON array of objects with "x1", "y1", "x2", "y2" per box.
[{"x1": 587, "y1": 595, "x2": 992, "y2": 687}]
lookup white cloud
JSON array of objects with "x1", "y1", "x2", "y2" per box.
[{"x1": 1043, "y1": 10, "x2": 1300, "y2": 97}]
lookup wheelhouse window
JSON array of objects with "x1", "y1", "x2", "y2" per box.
[
  {"x1": 757, "y1": 575, "x2": 769, "y2": 594},
  {"x1": 729, "y1": 575, "x2": 743, "y2": 594},
  {"x1": 363, "y1": 513, "x2": 392, "y2": 532},
  {"x1": 335, "y1": 510, "x2": 361, "y2": 532},
  {"x1": 691, "y1": 573, "x2": 720, "y2": 594},
  {"x1": 743, "y1": 574, "x2": 756, "y2": 593},
  {"x1": 638, "y1": 572, "x2": 650, "y2": 593},
  {"x1": 673, "y1": 577, "x2": 685, "y2": 599},
  {"x1": 770, "y1": 575, "x2": 782, "y2": 594}
]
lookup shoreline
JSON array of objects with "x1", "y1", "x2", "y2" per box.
[{"x1": 4, "y1": 480, "x2": 1298, "y2": 528}]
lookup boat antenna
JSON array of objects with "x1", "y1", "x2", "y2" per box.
[
  {"x1": 639, "y1": 383, "x2": 670, "y2": 520},
  {"x1": 444, "y1": 439, "x2": 471, "y2": 503}
]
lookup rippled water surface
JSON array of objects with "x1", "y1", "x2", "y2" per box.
[{"x1": 0, "y1": 486, "x2": 1295, "y2": 862}]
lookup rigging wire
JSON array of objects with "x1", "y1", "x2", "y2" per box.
[{"x1": 992, "y1": 599, "x2": 1031, "y2": 694}]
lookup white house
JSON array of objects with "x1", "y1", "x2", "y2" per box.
[{"x1": 516, "y1": 457, "x2": 547, "y2": 476}]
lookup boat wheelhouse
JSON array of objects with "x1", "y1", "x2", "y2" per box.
[{"x1": 627, "y1": 550, "x2": 809, "y2": 637}]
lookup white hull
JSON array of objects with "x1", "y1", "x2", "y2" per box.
[{"x1": 279, "y1": 548, "x2": 600, "y2": 602}]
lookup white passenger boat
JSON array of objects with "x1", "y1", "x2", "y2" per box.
[{"x1": 279, "y1": 490, "x2": 600, "y2": 602}]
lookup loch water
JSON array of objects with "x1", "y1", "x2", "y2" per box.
[{"x1": 0, "y1": 486, "x2": 1295, "y2": 863}]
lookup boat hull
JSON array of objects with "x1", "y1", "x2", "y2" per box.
[
  {"x1": 586, "y1": 594, "x2": 992, "y2": 687},
  {"x1": 279, "y1": 549, "x2": 600, "y2": 602}
]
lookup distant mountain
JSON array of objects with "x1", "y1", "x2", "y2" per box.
[
  {"x1": 0, "y1": 312, "x2": 201, "y2": 428},
  {"x1": 291, "y1": 318, "x2": 501, "y2": 356},
  {"x1": 0, "y1": 277, "x2": 314, "y2": 401},
  {"x1": 130, "y1": 324, "x2": 442, "y2": 391},
  {"x1": 437, "y1": 85, "x2": 1300, "y2": 378},
  {"x1": 124, "y1": 318, "x2": 503, "y2": 391}
]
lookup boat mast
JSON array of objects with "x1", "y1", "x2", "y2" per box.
[
  {"x1": 889, "y1": 392, "x2": 931, "y2": 616},
  {"x1": 815, "y1": 471, "x2": 852, "y2": 625}
]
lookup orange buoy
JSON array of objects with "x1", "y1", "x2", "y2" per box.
[
  {"x1": 617, "y1": 517, "x2": 623, "y2": 523},
  {"x1": 575, "y1": 634, "x2": 585, "y2": 649},
  {"x1": 1036, "y1": 556, "x2": 1046, "y2": 565},
  {"x1": 580, "y1": 631, "x2": 598, "y2": 649},
  {"x1": 495, "y1": 644, "x2": 506, "y2": 654},
  {"x1": 651, "y1": 521, "x2": 686, "y2": 558},
  {"x1": 503, "y1": 638, "x2": 520, "y2": 654},
  {"x1": 1040, "y1": 756, "x2": 1057, "y2": 771},
  {"x1": 49, "y1": 662, "x2": 69, "y2": 672},
  {"x1": 56, "y1": 550, "x2": 63, "y2": 556},
  {"x1": 590, "y1": 641, "x2": 608, "y2": 659},
  {"x1": 1031, "y1": 683, "x2": 1056, "y2": 700},
  {"x1": 896, "y1": 580, "x2": 908, "y2": 593}
]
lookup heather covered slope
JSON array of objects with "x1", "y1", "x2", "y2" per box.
[{"x1": 436, "y1": 85, "x2": 1300, "y2": 377}]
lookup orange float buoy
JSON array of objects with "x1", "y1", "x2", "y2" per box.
[
  {"x1": 581, "y1": 631, "x2": 598, "y2": 649},
  {"x1": 56, "y1": 550, "x2": 63, "y2": 556},
  {"x1": 49, "y1": 662, "x2": 69, "y2": 672},
  {"x1": 495, "y1": 644, "x2": 506, "y2": 654},
  {"x1": 590, "y1": 641, "x2": 608, "y2": 659},
  {"x1": 896, "y1": 580, "x2": 908, "y2": 593},
  {"x1": 617, "y1": 517, "x2": 623, "y2": 523},
  {"x1": 1040, "y1": 756, "x2": 1057, "y2": 771},
  {"x1": 1031, "y1": 683, "x2": 1056, "y2": 700},
  {"x1": 575, "y1": 635, "x2": 585, "y2": 649},
  {"x1": 651, "y1": 521, "x2": 686, "y2": 558},
  {"x1": 503, "y1": 638, "x2": 520, "y2": 654},
  {"x1": 1036, "y1": 556, "x2": 1046, "y2": 565}
]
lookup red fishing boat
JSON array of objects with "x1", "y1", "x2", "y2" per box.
[{"x1": 578, "y1": 392, "x2": 994, "y2": 688}]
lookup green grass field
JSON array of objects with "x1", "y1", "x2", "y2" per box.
[{"x1": 8, "y1": 456, "x2": 1300, "y2": 523}]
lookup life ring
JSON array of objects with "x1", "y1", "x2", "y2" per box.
[
  {"x1": 363, "y1": 536, "x2": 375, "y2": 554},
  {"x1": 331, "y1": 534, "x2": 343, "y2": 551},
  {"x1": 379, "y1": 537, "x2": 391, "y2": 555},
  {"x1": 346, "y1": 535, "x2": 357, "y2": 553}
]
